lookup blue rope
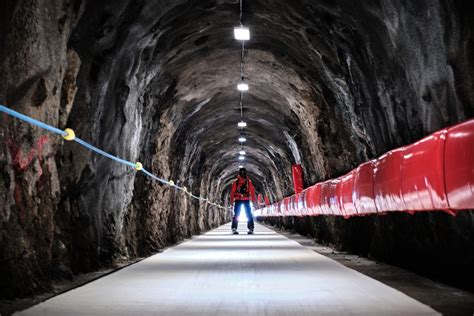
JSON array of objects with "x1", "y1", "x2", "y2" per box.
[
  {"x1": 1, "y1": 104, "x2": 224, "y2": 207},
  {"x1": 0, "y1": 105, "x2": 66, "y2": 136},
  {"x1": 141, "y1": 169, "x2": 214, "y2": 204},
  {"x1": 141, "y1": 168, "x2": 171, "y2": 185},
  {"x1": 74, "y1": 137, "x2": 136, "y2": 169}
]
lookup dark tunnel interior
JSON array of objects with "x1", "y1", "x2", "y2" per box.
[{"x1": 0, "y1": 0, "x2": 473, "y2": 302}]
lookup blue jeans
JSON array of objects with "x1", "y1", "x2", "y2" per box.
[{"x1": 231, "y1": 200, "x2": 254, "y2": 230}]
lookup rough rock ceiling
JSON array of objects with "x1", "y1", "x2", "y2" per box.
[
  {"x1": 1, "y1": 0, "x2": 474, "y2": 300},
  {"x1": 71, "y1": 0, "x2": 468, "y2": 202}
]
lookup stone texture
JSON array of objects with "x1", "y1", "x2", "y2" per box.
[
  {"x1": 0, "y1": 0, "x2": 83, "y2": 298},
  {"x1": 0, "y1": 0, "x2": 473, "y2": 300}
]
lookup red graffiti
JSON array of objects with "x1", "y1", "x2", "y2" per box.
[
  {"x1": 5, "y1": 135, "x2": 49, "y2": 225},
  {"x1": 6, "y1": 135, "x2": 49, "y2": 172}
]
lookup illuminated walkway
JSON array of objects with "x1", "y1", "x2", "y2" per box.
[{"x1": 18, "y1": 223, "x2": 438, "y2": 315}]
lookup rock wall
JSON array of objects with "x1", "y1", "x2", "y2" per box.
[
  {"x1": 0, "y1": 0, "x2": 229, "y2": 299},
  {"x1": 1, "y1": 0, "x2": 473, "y2": 299},
  {"x1": 0, "y1": 0, "x2": 84, "y2": 298},
  {"x1": 258, "y1": 0, "x2": 474, "y2": 291}
]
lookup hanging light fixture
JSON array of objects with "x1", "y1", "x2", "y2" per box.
[
  {"x1": 238, "y1": 165, "x2": 244, "y2": 169},
  {"x1": 234, "y1": 27, "x2": 250, "y2": 40},
  {"x1": 234, "y1": 0, "x2": 251, "y2": 163},
  {"x1": 237, "y1": 82, "x2": 249, "y2": 91}
]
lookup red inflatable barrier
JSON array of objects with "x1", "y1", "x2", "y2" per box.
[
  {"x1": 329, "y1": 179, "x2": 342, "y2": 215},
  {"x1": 320, "y1": 181, "x2": 332, "y2": 215},
  {"x1": 273, "y1": 202, "x2": 280, "y2": 216},
  {"x1": 264, "y1": 195, "x2": 270, "y2": 206},
  {"x1": 304, "y1": 184, "x2": 319, "y2": 215},
  {"x1": 302, "y1": 188, "x2": 311, "y2": 215},
  {"x1": 298, "y1": 191, "x2": 308, "y2": 215},
  {"x1": 353, "y1": 161, "x2": 377, "y2": 214},
  {"x1": 274, "y1": 203, "x2": 281, "y2": 217},
  {"x1": 293, "y1": 192, "x2": 300, "y2": 216},
  {"x1": 340, "y1": 171, "x2": 357, "y2": 217},
  {"x1": 292, "y1": 164, "x2": 304, "y2": 194},
  {"x1": 445, "y1": 120, "x2": 474, "y2": 209},
  {"x1": 282, "y1": 197, "x2": 291, "y2": 216},
  {"x1": 335, "y1": 179, "x2": 344, "y2": 216},
  {"x1": 268, "y1": 204, "x2": 275, "y2": 216},
  {"x1": 289, "y1": 195, "x2": 298, "y2": 216},
  {"x1": 401, "y1": 130, "x2": 449, "y2": 210},
  {"x1": 374, "y1": 148, "x2": 406, "y2": 212},
  {"x1": 313, "y1": 184, "x2": 323, "y2": 215},
  {"x1": 255, "y1": 119, "x2": 474, "y2": 219}
]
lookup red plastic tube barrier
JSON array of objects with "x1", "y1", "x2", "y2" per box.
[
  {"x1": 401, "y1": 130, "x2": 448, "y2": 211},
  {"x1": 374, "y1": 147, "x2": 406, "y2": 212},
  {"x1": 445, "y1": 120, "x2": 474, "y2": 209},
  {"x1": 297, "y1": 191, "x2": 308, "y2": 216},
  {"x1": 264, "y1": 195, "x2": 270, "y2": 206},
  {"x1": 292, "y1": 164, "x2": 304, "y2": 194},
  {"x1": 255, "y1": 119, "x2": 474, "y2": 218},
  {"x1": 353, "y1": 161, "x2": 377, "y2": 215},
  {"x1": 340, "y1": 171, "x2": 357, "y2": 217},
  {"x1": 320, "y1": 181, "x2": 332, "y2": 215}
]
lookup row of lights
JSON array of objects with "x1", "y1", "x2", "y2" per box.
[{"x1": 234, "y1": 9, "x2": 250, "y2": 168}]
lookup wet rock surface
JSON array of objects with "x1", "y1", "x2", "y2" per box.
[{"x1": 0, "y1": 0, "x2": 473, "y2": 301}]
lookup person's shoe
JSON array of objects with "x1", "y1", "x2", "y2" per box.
[
  {"x1": 247, "y1": 229, "x2": 254, "y2": 235},
  {"x1": 232, "y1": 228, "x2": 239, "y2": 235}
]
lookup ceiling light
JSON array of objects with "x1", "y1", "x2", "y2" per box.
[
  {"x1": 238, "y1": 137, "x2": 246, "y2": 142},
  {"x1": 234, "y1": 27, "x2": 250, "y2": 40},
  {"x1": 238, "y1": 156, "x2": 245, "y2": 161},
  {"x1": 237, "y1": 83, "x2": 249, "y2": 91},
  {"x1": 239, "y1": 150, "x2": 246, "y2": 155},
  {"x1": 237, "y1": 121, "x2": 247, "y2": 128}
]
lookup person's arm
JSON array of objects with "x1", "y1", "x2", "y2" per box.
[
  {"x1": 249, "y1": 180, "x2": 257, "y2": 204},
  {"x1": 230, "y1": 182, "x2": 236, "y2": 204}
]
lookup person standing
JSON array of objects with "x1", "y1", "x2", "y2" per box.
[{"x1": 230, "y1": 168, "x2": 257, "y2": 234}]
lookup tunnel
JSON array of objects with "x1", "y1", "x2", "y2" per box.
[{"x1": 1, "y1": 0, "x2": 474, "y2": 315}]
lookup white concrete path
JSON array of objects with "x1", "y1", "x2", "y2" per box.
[{"x1": 18, "y1": 223, "x2": 438, "y2": 315}]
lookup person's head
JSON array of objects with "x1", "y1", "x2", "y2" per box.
[{"x1": 238, "y1": 168, "x2": 247, "y2": 178}]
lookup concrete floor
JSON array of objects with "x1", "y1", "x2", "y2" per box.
[{"x1": 17, "y1": 223, "x2": 438, "y2": 315}]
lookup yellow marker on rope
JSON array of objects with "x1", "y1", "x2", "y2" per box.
[
  {"x1": 0, "y1": 106, "x2": 227, "y2": 209},
  {"x1": 63, "y1": 128, "x2": 76, "y2": 141}
]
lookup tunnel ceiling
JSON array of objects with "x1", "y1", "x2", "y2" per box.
[
  {"x1": 72, "y1": 0, "x2": 318, "y2": 201},
  {"x1": 2, "y1": 0, "x2": 474, "y2": 299},
  {"x1": 69, "y1": 0, "x2": 472, "y2": 204}
]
